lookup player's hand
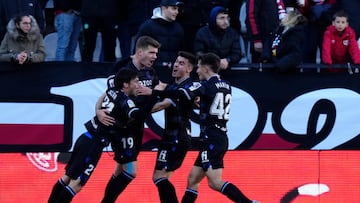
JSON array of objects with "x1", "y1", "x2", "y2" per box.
[
  {"x1": 96, "y1": 109, "x2": 115, "y2": 126},
  {"x1": 137, "y1": 85, "x2": 153, "y2": 95},
  {"x1": 194, "y1": 96, "x2": 200, "y2": 108},
  {"x1": 220, "y1": 58, "x2": 229, "y2": 70},
  {"x1": 17, "y1": 51, "x2": 28, "y2": 64},
  {"x1": 154, "y1": 82, "x2": 167, "y2": 91},
  {"x1": 254, "y1": 42, "x2": 263, "y2": 53}
]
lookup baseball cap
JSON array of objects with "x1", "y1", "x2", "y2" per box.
[{"x1": 160, "y1": 0, "x2": 184, "y2": 6}]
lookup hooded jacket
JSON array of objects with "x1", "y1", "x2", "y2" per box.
[
  {"x1": 0, "y1": 15, "x2": 46, "y2": 63},
  {"x1": 322, "y1": 25, "x2": 360, "y2": 65},
  {"x1": 136, "y1": 7, "x2": 184, "y2": 67},
  {"x1": 0, "y1": 0, "x2": 45, "y2": 41},
  {"x1": 194, "y1": 6, "x2": 242, "y2": 66}
]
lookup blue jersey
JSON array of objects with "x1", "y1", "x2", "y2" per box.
[
  {"x1": 164, "y1": 77, "x2": 194, "y2": 136},
  {"x1": 85, "y1": 88, "x2": 139, "y2": 142},
  {"x1": 186, "y1": 75, "x2": 231, "y2": 134},
  {"x1": 154, "y1": 75, "x2": 232, "y2": 136},
  {"x1": 107, "y1": 60, "x2": 159, "y2": 138}
]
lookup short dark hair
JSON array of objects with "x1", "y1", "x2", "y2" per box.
[
  {"x1": 178, "y1": 51, "x2": 196, "y2": 66},
  {"x1": 13, "y1": 13, "x2": 31, "y2": 25},
  {"x1": 135, "y1": 36, "x2": 161, "y2": 50},
  {"x1": 197, "y1": 53, "x2": 220, "y2": 73},
  {"x1": 114, "y1": 68, "x2": 138, "y2": 89},
  {"x1": 333, "y1": 10, "x2": 349, "y2": 21}
]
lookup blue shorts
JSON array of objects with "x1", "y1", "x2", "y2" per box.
[
  {"x1": 65, "y1": 132, "x2": 104, "y2": 185},
  {"x1": 194, "y1": 129, "x2": 228, "y2": 171}
]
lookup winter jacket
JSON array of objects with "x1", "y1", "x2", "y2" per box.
[
  {"x1": 194, "y1": 26, "x2": 241, "y2": 66},
  {"x1": 0, "y1": 0, "x2": 45, "y2": 41},
  {"x1": 322, "y1": 25, "x2": 360, "y2": 65},
  {"x1": 136, "y1": 8, "x2": 184, "y2": 67},
  {"x1": 262, "y1": 25, "x2": 304, "y2": 71},
  {"x1": 0, "y1": 15, "x2": 46, "y2": 63},
  {"x1": 327, "y1": 0, "x2": 360, "y2": 38},
  {"x1": 194, "y1": 6, "x2": 242, "y2": 67}
]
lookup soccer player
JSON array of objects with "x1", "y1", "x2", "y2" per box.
[
  {"x1": 96, "y1": 36, "x2": 161, "y2": 203},
  {"x1": 97, "y1": 36, "x2": 160, "y2": 126},
  {"x1": 48, "y1": 68, "x2": 155, "y2": 203},
  {"x1": 151, "y1": 51, "x2": 196, "y2": 203},
  {"x1": 140, "y1": 53, "x2": 259, "y2": 203}
]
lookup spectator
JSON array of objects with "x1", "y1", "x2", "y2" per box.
[
  {"x1": 328, "y1": 0, "x2": 360, "y2": 39},
  {"x1": 246, "y1": 0, "x2": 286, "y2": 63},
  {"x1": 177, "y1": 0, "x2": 227, "y2": 52},
  {"x1": 322, "y1": 11, "x2": 360, "y2": 71},
  {"x1": 0, "y1": 0, "x2": 45, "y2": 41},
  {"x1": 0, "y1": 14, "x2": 45, "y2": 64},
  {"x1": 194, "y1": 6, "x2": 242, "y2": 71},
  {"x1": 80, "y1": 0, "x2": 118, "y2": 62},
  {"x1": 136, "y1": 0, "x2": 184, "y2": 70},
  {"x1": 53, "y1": 0, "x2": 82, "y2": 61},
  {"x1": 300, "y1": 0, "x2": 335, "y2": 63},
  {"x1": 117, "y1": 0, "x2": 160, "y2": 59},
  {"x1": 262, "y1": 9, "x2": 307, "y2": 72}
]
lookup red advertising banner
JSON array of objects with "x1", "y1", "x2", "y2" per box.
[{"x1": 0, "y1": 151, "x2": 359, "y2": 202}]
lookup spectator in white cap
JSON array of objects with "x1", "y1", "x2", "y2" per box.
[{"x1": 136, "y1": 0, "x2": 184, "y2": 82}]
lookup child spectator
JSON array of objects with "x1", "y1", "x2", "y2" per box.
[
  {"x1": 0, "y1": 14, "x2": 45, "y2": 64},
  {"x1": 322, "y1": 10, "x2": 360, "y2": 70}
]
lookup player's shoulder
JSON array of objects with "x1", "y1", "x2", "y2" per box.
[{"x1": 188, "y1": 81, "x2": 202, "y2": 91}]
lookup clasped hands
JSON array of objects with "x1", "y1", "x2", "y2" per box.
[
  {"x1": 137, "y1": 82, "x2": 167, "y2": 96},
  {"x1": 16, "y1": 51, "x2": 28, "y2": 64}
]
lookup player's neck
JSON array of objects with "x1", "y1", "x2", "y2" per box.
[
  {"x1": 206, "y1": 73, "x2": 218, "y2": 81},
  {"x1": 175, "y1": 76, "x2": 189, "y2": 84},
  {"x1": 132, "y1": 58, "x2": 146, "y2": 70}
]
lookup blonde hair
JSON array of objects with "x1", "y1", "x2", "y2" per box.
[{"x1": 281, "y1": 9, "x2": 307, "y2": 29}]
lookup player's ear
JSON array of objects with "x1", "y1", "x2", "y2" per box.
[
  {"x1": 186, "y1": 64, "x2": 193, "y2": 73},
  {"x1": 123, "y1": 82, "x2": 129, "y2": 89}
]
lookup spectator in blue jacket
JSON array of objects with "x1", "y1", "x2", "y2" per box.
[{"x1": 194, "y1": 6, "x2": 242, "y2": 71}]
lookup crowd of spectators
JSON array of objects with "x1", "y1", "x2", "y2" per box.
[{"x1": 0, "y1": 0, "x2": 359, "y2": 71}]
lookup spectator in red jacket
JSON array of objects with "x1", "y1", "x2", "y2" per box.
[{"x1": 322, "y1": 10, "x2": 360, "y2": 69}]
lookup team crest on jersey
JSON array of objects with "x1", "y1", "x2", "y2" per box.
[
  {"x1": 343, "y1": 40, "x2": 349, "y2": 46},
  {"x1": 189, "y1": 82, "x2": 202, "y2": 91},
  {"x1": 127, "y1": 99, "x2": 135, "y2": 108}
]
